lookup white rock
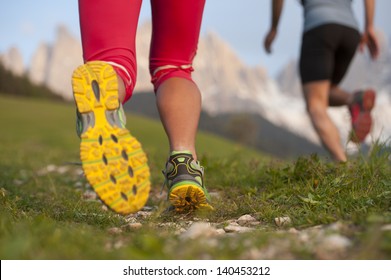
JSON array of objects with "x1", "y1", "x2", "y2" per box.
[
  {"x1": 29, "y1": 43, "x2": 49, "y2": 85},
  {"x1": 237, "y1": 214, "x2": 257, "y2": 226},
  {"x1": 326, "y1": 221, "x2": 345, "y2": 232},
  {"x1": 216, "y1": 229, "x2": 226, "y2": 235},
  {"x1": 224, "y1": 225, "x2": 254, "y2": 233},
  {"x1": 381, "y1": 224, "x2": 391, "y2": 231},
  {"x1": 323, "y1": 234, "x2": 352, "y2": 249},
  {"x1": 108, "y1": 227, "x2": 122, "y2": 234},
  {"x1": 128, "y1": 223, "x2": 142, "y2": 230},
  {"x1": 45, "y1": 25, "x2": 83, "y2": 100},
  {"x1": 0, "y1": 46, "x2": 24, "y2": 76},
  {"x1": 37, "y1": 164, "x2": 57, "y2": 176},
  {"x1": 316, "y1": 234, "x2": 352, "y2": 259},
  {"x1": 56, "y1": 166, "x2": 69, "y2": 174},
  {"x1": 136, "y1": 211, "x2": 153, "y2": 218},
  {"x1": 175, "y1": 228, "x2": 187, "y2": 235},
  {"x1": 159, "y1": 222, "x2": 180, "y2": 229},
  {"x1": 181, "y1": 222, "x2": 217, "y2": 240},
  {"x1": 288, "y1": 227, "x2": 299, "y2": 234},
  {"x1": 113, "y1": 240, "x2": 125, "y2": 249},
  {"x1": 83, "y1": 190, "x2": 97, "y2": 200}
]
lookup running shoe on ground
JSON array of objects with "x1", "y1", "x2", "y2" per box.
[
  {"x1": 162, "y1": 151, "x2": 213, "y2": 212},
  {"x1": 348, "y1": 89, "x2": 376, "y2": 143},
  {"x1": 72, "y1": 61, "x2": 150, "y2": 215}
]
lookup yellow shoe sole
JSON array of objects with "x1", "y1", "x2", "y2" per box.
[
  {"x1": 169, "y1": 183, "x2": 214, "y2": 213},
  {"x1": 72, "y1": 61, "x2": 150, "y2": 215}
]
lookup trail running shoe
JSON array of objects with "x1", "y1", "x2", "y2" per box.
[
  {"x1": 72, "y1": 61, "x2": 150, "y2": 215},
  {"x1": 348, "y1": 89, "x2": 376, "y2": 143},
  {"x1": 162, "y1": 152, "x2": 213, "y2": 212}
]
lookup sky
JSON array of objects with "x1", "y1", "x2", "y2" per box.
[{"x1": 1, "y1": 0, "x2": 391, "y2": 78}]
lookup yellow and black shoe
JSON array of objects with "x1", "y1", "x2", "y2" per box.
[
  {"x1": 72, "y1": 61, "x2": 150, "y2": 215},
  {"x1": 162, "y1": 151, "x2": 213, "y2": 213}
]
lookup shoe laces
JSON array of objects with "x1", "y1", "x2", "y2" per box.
[{"x1": 160, "y1": 153, "x2": 204, "y2": 195}]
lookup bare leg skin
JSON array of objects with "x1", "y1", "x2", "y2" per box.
[
  {"x1": 303, "y1": 81, "x2": 347, "y2": 162},
  {"x1": 329, "y1": 84, "x2": 353, "y2": 107},
  {"x1": 155, "y1": 77, "x2": 201, "y2": 160}
]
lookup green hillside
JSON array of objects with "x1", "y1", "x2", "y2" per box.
[
  {"x1": 0, "y1": 95, "x2": 390, "y2": 260},
  {"x1": 0, "y1": 95, "x2": 268, "y2": 187}
]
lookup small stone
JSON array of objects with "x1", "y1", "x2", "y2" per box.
[
  {"x1": 57, "y1": 166, "x2": 69, "y2": 174},
  {"x1": 242, "y1": 248, "x2": 263, "y2": 259},
  {"x1": 83, "y1": 190, "x2": 97, "y2": 200},
  {"x1": 181, "y1": 222, "x2": 217, "y2": 240},
  {"x1": 237, "y1": 214, "x2": 257, "y2": 226},
  {"x1": 136, "y1": 211, "x2": 152, "y2": 219},
  {"x1": 288, "y1": 227, "x2": 299, "y2": 234},
  {"x1": 175, "y1": 228, "x2": 187, "y2": 235},
  {"x1": 108, "y1": 227, "x2": 122, "y2": 234},
  {"x1": 326, "y1": 221, "x2": 345, "y2": 232},
  {"x1": 128, "y1": 222, "x2": 142, "y2": 230},
  {"x1": 113, "y1": 240, "x2": 125, "y2": 249},
  {"x1": 315, "y1": 234, "x2": 352, "y2": 259},
  {"x1": 224, "y1": 225, "x2": 254, "y2": 233},
  {"x1": 159, "y1": 222, "x2": 180, "y2": 229},
  {"x1": 124, "y1": 216, "x2": 138, "y2": 224},
  {"x1": 274, "y1": 216, "x2": 291, "y2": 227},
  {"x1": 36, "y1": 166, "x2": 52, "y2": 176},
  {"x1": 298, "y1": 231, "x2": 310, "y2": 243},
  {"x1": 381, "y1": 224, "x2": 391, "y2": 231},
  {"x1": 46, "y1": 165, "x2": 57, "y2": 172}
]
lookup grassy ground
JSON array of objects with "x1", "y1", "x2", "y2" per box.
[{"x1": 0, "y1": 95, "x2": 390, "y2": 260}]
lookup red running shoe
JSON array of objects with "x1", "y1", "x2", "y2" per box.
[{"x1": 348, "y1": 89, "x2": 376, "y2": 143}]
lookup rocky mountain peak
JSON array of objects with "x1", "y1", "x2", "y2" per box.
[
  {"x1": 133, "y1": 22, "x2": 274, "y2": 115},
  {"x1": 0, "y1": 46, "x2": 24, "y2": 76}
]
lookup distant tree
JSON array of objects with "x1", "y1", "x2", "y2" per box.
[{"x1": 0, "y1": 64, "x2": 63, "y2": 101}]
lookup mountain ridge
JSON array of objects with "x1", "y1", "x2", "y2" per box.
[{"x1": 1, "y1": 23, "x2": 390, "y2": 156}]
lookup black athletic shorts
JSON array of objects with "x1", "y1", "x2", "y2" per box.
[{"x1": 299, "y1": 23, "x2": 360, "y2": 84}]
